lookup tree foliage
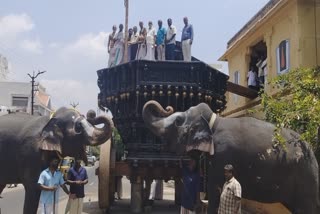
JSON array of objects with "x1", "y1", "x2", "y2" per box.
[
  {"x1": 261, "y1": 67, "x2": 320, "y2": 154},
  {"x1": 112, "y1": 128, "x2": 125, "y2": 161}
]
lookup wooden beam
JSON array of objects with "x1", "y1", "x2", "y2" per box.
[
  {"x1": 113, "y1": 162, "x2": 182, "y2": 179},
  {"x1": 226, "y1": 81, "x2": 258, "y2": 99}
]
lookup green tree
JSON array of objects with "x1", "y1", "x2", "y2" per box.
[
  {"x1": 261, "y1": 67, "x2": 320, "y2": 158},
  {"x1": 113, "y1": 128, "x2": 125, "y2": 161}
]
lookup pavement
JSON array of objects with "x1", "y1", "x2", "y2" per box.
[{"x1": 0, "y1": 162, "x2": 180, "y2": 214}]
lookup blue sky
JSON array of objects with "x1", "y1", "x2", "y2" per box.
[{"x1": 0, "y1": 0, "x2": 269, "y2": 113}]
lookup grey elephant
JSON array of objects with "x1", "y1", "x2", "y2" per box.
[
  {"x1": 0, "y1": 107, "x2": 113, "y2": 214},
  {"x1": 142, "y1": 100, "x2": 320, "y2": 214}
]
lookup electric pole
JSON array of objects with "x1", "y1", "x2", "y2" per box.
[
  {"x1": 124, "y1": 0, "x2": 129, "y2": 63},
  {"x1": 70, "y1": 102, "x2": 79, "y2": 109},
  {"x1": 27, "y1": 70, "x2": 46, "y2": 115}
]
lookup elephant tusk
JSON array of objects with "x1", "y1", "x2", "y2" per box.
[{"x1": 209, "y1": 113, "x2": 217, "y2": 129}]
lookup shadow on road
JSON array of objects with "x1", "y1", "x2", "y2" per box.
[{"x1": 82, "y1": 199, "x2": 180, "y2": 214}]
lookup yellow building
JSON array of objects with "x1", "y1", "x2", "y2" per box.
[{"x1": 220, "y1": 0, "x2": 320, "y2": 118}]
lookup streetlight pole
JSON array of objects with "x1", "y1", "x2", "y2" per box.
[
  {"x1": 124, "y1": 0, "x2": 129, "y2": 63},
  {"x1": 27, "y1": 70, "x2": 46, "y2": 115}
]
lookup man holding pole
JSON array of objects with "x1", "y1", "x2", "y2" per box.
[{"x1": 38, "y1": 157, "x2": 70, "y2": 214}]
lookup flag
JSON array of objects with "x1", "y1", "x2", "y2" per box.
[{"x1": 124, "y1": 0, "x2": 128, "y2": 7}]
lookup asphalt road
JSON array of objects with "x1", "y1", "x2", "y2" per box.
[{"x1": 0, "y1": 162, "x2": 180, "y2": 214}]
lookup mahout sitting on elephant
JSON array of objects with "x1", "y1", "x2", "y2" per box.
[
  {"x1": 0, "y1": 107, "x2": 113, "y2": 214},
  {"x1": 142, "y1": 100, "x2": 320, "y2": 214}
]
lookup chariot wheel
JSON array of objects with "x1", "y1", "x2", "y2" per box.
[{"x1": 98, "y1": 140, "x2": 116, "y2": 209}]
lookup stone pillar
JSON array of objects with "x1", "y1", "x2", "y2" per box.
[
  {"x1": 154, "y1": 180, "x2": 163, "y2": 200},
  {"x1": 131, "y1": 176, "x2": 143, "y2": 213},
  {"x1": 174, "y1": 178, "x2": 182, "y2": 206}
]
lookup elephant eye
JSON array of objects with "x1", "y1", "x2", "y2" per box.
[
  {"x1": 74, "y1": 121, "x2": 83, "y2": 134},
  {"x1": 175, "y1": 116, "x2": 184, "y2": 127}
]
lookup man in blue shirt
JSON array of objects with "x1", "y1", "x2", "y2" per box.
[
  {"x1": 156, "y1": 20, "x2": 166, "y2": 61},
  {"x1": 38, "y1": 157, "x2": 70, "y2": 214},
  {"x1": 181, "y1": 158, "x2": 200, "y2": 214},
  {"x1": 181, "y1": 17, "x2": 194, "y2": 62},
  {"x1": 66, "y1": 158, "x2": 88, "y2": 214}
]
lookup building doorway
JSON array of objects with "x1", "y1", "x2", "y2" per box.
[{"x1": 249, "y1": 41, "x2": 267, "y2": 89}]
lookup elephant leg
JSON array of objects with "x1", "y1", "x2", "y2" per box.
[{"x1": 23, "y1": 183, "x2": 41, "y2": 214}]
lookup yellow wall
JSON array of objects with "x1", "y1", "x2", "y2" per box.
[
  {"x1": 221, "y1": 0, "x2": 320, "y2": 117},
  {"x1": 297, "y1": 0, "x2": 320, "y2": 67}
]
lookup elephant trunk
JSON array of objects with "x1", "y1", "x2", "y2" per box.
[
  {"x1": 142, "y1": 101, "x2": 175, "y2": 136},
  {"x1": 81, "y1": 116, "x2": 114, "y2": 146}
]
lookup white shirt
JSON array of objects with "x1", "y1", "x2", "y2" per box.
[
  {"x1": 247, "y1": 70, "x2": 257, "y2": 86},
  {"x1": 130, "y1": 32, "x2": 139, "y2": 43},
  {"x1": 166, "y1": 25, "x2": 177, "y2": 45},
  {"x1": 114, "y1": 31, "x2": 124, "y2": 48},
  {"x1": 146, "y1": 27, "x2": 156, "y2": 44}
]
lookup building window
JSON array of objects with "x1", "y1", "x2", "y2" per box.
[
  {"x1": 12, "y1": 96, "x2": 28, "y2": 107},
  {"x1": 233, "y1": 71, "x2": 240, "y2": 103},
  {"x1": 276, "y1": 40, "x2": 290, "y2": 74}
]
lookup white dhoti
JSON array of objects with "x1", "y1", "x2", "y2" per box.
[
  {"x1": 182, "y1": 39, "x2": 192, "y2": 61},
  {"x1": 112, "y1": 46, "x2": 124, "y2": 66},
  {"x1": 69, "y1": 198, "x2": 83, "y2": 214},
  {"x1": 180, "y1": 206, "x2": 195, "y2": 214},
  {"x1": 157, "y1": 45, "x2": 165, "y2": 60},
  {"x1": 108, "y1": 47, "x2": 116, "y2": 67},
  {"x1": 39, "y1": 203, "x2": 58, "y2": 214},
  {"x1": 136, "y1": 43, "x2": 146, "y2": 60},
  {"x1": 149, "y1": 180, "x2": 163, "y2": 200},
  {"x1": 144, "y1": 43, "x2": 155, "y2": 60}
]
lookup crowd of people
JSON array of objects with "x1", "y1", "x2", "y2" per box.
[{"x1": 107, "y1": 17, "x2": 194, "y2": 67}]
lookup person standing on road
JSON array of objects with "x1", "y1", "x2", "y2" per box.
[
  {"x1": 181, "y1": 158, "x2": 200, "y2": 214},
  {"x1": 181, "y1": 17, "x2": 194, "y2": 61},
  {"x1": 65, "y1": 159, "x2": 88, "y2": 214},
  {"x1": 218, "y1": 164, "x2": 242, "y2": 214},
  {"x1": 38, "y1": 157, "x2": 70, "y2": 214}
]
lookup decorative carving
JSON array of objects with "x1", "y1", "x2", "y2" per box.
[{"x1": 96, "y1": 60, "x2": 228, "y2": 156}]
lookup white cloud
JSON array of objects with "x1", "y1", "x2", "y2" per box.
[
  {"x1": 0, "y1": 14, "x2": 34, "y2": 41},
  {"x1": 60, "y1": 32, "x2": 109, "y2": 62},
  {"x1": 41, "y1": 79, "x2": 99, "y2": 113},
  {"x1": 20, "y1": 39, "x2": 43, "y2": 54},
  {"x1": 48, "y1": 42, "x2": 60, "y2": 48}
]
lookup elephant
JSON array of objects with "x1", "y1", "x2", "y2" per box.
[
  {"x1": 142, "y1": 100, "x2": 320, "y2": 214},
  {"x1": 0, "y1": 107, "x2": 113, "y2": 214}
]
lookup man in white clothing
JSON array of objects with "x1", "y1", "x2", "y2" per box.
[
  {"x1": 247, "y1": 66, "x2": 258, "y2": 91},
  {"x1": 165, "y1": 18, "x2": 177, "y2": 60},
  {"x1": 107, "y1": 25, "x2": 117, "y2": 67},
  {"x1": 181, "y1": 17, "x2": 194, "y2": 61},
  {"x1": 111, "y1": 24, "x2": 124, "y2": 67},
  {"x1": 144, "y1": 21, "x2": 156, "y2": 60}
]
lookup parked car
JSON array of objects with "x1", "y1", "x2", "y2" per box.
[{"x1": 59, "y1": 157, "x2": 74, "y2": 180}]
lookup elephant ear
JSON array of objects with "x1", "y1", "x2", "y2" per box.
[
  {"x1": 40, "y1": 118, "x2": 64, "y2": 154},
  {"x1": 185, "y1": 115, "x2": 215, "y2": 155}
]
